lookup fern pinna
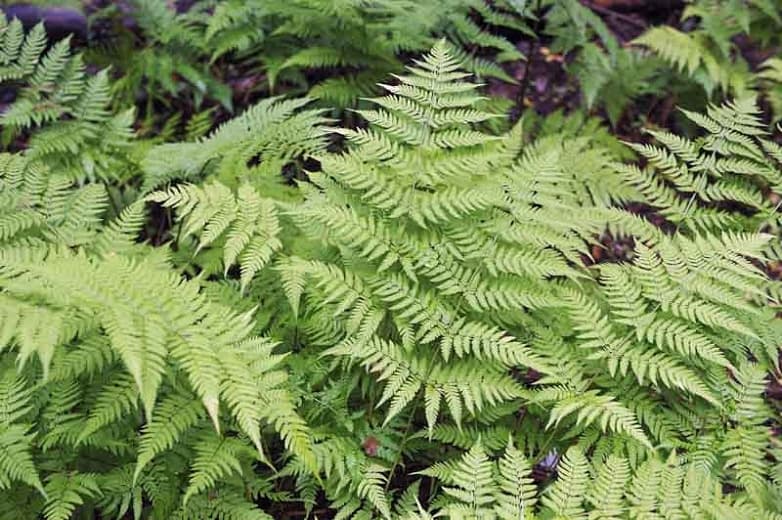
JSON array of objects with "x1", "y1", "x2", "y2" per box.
[{"x1": 2, "y1": 14, "x2": 782, "y2": 520}]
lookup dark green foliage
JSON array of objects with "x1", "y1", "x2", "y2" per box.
[
  {"x1": 633, "y1": 0, "x2": 782, "y2": 118},
  {"x1": 88, "y1": 0, "x2": 233, "y2": 113},
  {"x1": 200, "y1": 0, "x2": 526, "y2": 107}
]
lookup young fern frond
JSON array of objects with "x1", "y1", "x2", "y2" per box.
[
  {"x1": 495, "y1": 439, "x2": 538, "y2": 519},
  {"x1": 586, "y1": 455, "x2": 631, "y2": 520},
  {"x1": 134, "y1": 392, "x2": 204, "y2": 483},
  {"x1": 721, "y1": 363, "x2": 772, "y2": 497},
  {"x1": 441, "y1": 443, "x2": 496, "y2": 516}
]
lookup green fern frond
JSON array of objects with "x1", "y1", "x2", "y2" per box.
[
  {"x1": 183, "y1": 434, "x2": 250, "y2": 504},
  {"x1": 149, "y1": 182, "x2": 283, "y2": 290},
  {"x1": 43, "y1": 473, "x2": 101, "y2": 520},
  {"x1": 495, "y1": 439, "x2": 537, "y2": 519},
  {"x1": 442, "y1": 443, "x2": 496, "y2": 516},
  {"x1": 586, "y1": 455, "x2": 630, "y2": 520},
  {"x1": 141, "y1": 97, "x2": 329, "y2": 191},
  {"x1": 134, "y1": 391, "x2": 204, "y2": 483},
  {"x1": 540, "y1": 447, "x2": 590, "y2": 519}
]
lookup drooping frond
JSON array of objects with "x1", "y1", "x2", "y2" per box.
[{"x1": 0, "y1": 249, "x2": 312, "y2": 469}]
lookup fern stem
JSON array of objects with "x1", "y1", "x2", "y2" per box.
[
  {"x1": 384, "y1": 403, "x2": 419, "y2": 493},
  {"x1": 106, "y1": 187, "x2": 123, "y2": 219}
]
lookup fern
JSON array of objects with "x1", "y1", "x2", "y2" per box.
[
  {"x1": 617, "y1": 97, "x2": 782, "y2": 241},
  {"x1": 43, "y1": 472, "x2": 101, "y2": 520},
  {"x1": 87, "y1": 0, "x2": 232, "y2": 114},
  {"x1": 148, "y1": 182, "x2": 283, "y2": 289},
  {"x1": 201, "y1": 0, "x2": 526, "y2": 107},
  {"x1": 0, "y1": 366, "x2": 42, "y2": 495},
  {"x1": 1, "y1": 14, "x2": 782, "y2": 519},
  {"x1": 0, "y1": 17, "x2": 137, "y2": 183},
  {"x1": 632, "y1": 0, "x2": 782, "y2": 102},
  {"x1": 420, "y1": 442, "x2": 782, "y2": 518},
  {"x1": 141, "y1": 96, "x2": 329, "y2": 191}
]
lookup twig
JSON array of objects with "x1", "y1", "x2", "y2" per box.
[
  {"x1": 581, "y1": 1, "x2": 648, "y2": 30},
  {"x1": 280, "y1": 507, "x2": 331, "y2": 519},
  {"x1": 513, "y1": 0, "x2": 544, "y2": 122}
]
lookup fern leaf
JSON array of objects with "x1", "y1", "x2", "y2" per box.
[{"x1": 540, "y1": 447, "x2": 590, "y2": 519}]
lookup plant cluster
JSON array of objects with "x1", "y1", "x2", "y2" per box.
[{"x1": 2, "y1": 1, "x2": 782, "y2": 519}]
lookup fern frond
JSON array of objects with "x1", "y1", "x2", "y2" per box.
[
  {"x1": 495, "y1": 439, "x2": 537, "y2": 520},
  {"x1": 540, "y1": 446, "x2": 590, "y2": 519},
  {"x1": 184, "y1": 434, "x2": 250, "y2": 504},
  {"x1": 141, "y1": 97, "x2": 329, "y2": 191},
  {"x1": 442, "y1": 443, "x2": 496, "y2": 516},
  {"x1": 134, "y1": 392, "x2": 204, "y2": 483},
  {"x1": 586, "y1": 455, "x2": 630, "y2": 520},
  {"x1": 43, "y1": 473, "x2": 101, "y2": 520}
]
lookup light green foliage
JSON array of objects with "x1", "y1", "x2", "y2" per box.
[
  {"x1": 0, "y1": 366, "x2": 42, "y2": 495},
  {"x1": 141, "y1": 96, "x2": 329, "y2": 191},
  {"x1": 148, "y1": 182, "x2": 283, "y2": 289},
  {"x1": 0, "y1": 243, "x2": 315, "y2": 517},
  {"x1": 0, "y1": 19, "x2": 313, "y2": 520},
  {"x1": 153, "y1": 40, "x2": 782, "y2": 519},
  {"x1": 285, "y1": 42, "x2": 562, "y2": 434},
  {"x1": 616, "y1": 97, "x2": 782, "y2": 244},
  {"x1": 414, "y1": 442, "x2": 782, "y2": 519},
  {"x1": 1, "y1": 13, "x2": 782, "y2": 520},
  {"x1": 0, "y1": 154, "x2": 106, "y2": 247}
]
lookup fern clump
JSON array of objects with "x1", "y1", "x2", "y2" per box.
[
  {"x1": 2, "y1": 6, "x2": 782, "y2": 519},
  {"x1": 411, "y1": 440, "x2": 782, "y2": 519},
  {"x1": 140, "y1": 40, "x2": 782, "y2": 519},
  {"x1": 0, "y1": 19, "x2": 314, "y2": 519}
]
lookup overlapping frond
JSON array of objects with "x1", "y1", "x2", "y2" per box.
[{"x1": 141, "y1": 97, "x2": 329, "y2": 191}]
